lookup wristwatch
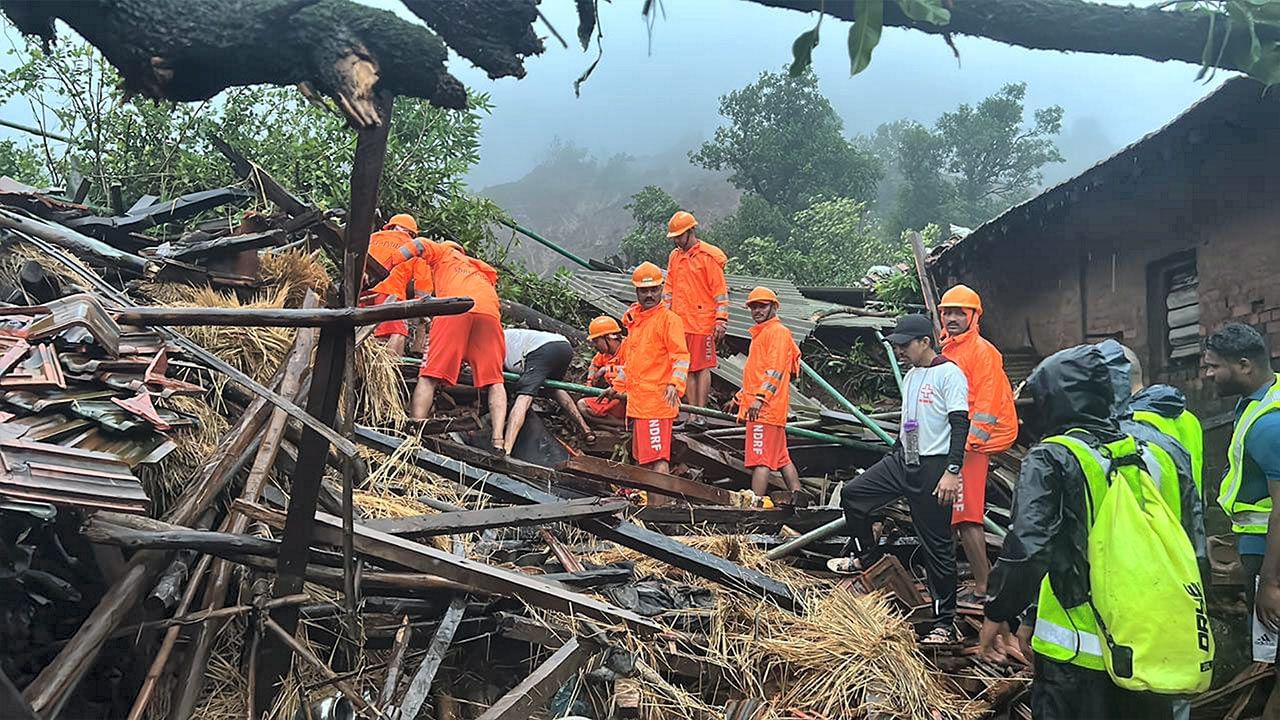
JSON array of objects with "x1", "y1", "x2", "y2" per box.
[{"x1": 946, "y1": 463, "x2": 962, "y2": 475}]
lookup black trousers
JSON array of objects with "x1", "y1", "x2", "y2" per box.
[
  {"x1": 839, "y1": 452, "x2": 956, "y2": 628},
  {"x1": 1032, "y1": 657, "x2": 1173, "y2": 720}
]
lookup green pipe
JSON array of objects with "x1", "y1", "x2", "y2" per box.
[
  {"x1": 875, "y1": 330, "x2": 905, "y2": 395},
  {"x1": 496, "y1": 217, "x2": 593, "y2": 270},
  {"x1": 798, "y1": 360, "x2": 895, "y2": 445}
]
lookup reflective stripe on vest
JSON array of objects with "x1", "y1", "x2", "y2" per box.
[
  {"x1": 1134, "y1": 409, "x2": 1204, "y2": 496},
  {"x1": 1217, "y1": 374, "x2": 1280, "y2": 534},
  {"x1": 1030, "y1": 431, "x2": 1171, "y2": 670}
]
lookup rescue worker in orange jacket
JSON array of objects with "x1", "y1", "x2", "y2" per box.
[
  {"x1": 578, "y1": 315, "x2": 627, "y2": 430},
  {"x1": 364, "y1": 213, "x2": 421, "y2": 355},
  {"x1": 734, "y1": 287, "x2": 804, "y2": 500},
  {"x1": 939, "y1": 284, "x2": 1018, "y2": 598},
  {"x1": 601, "y1": 262, "x2": 690, "y2": 473},
  {"x1": 664, "y1": 211, "x2": 729, "y2": 411},
  {"x1": 385, "y1": 237, "x2": 508, "y2": 451}
]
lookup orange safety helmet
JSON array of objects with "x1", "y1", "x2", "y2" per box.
[
  {"x1": 587, "y1": 315, "x2": 623, "y2": 340},
  {"x1": 385, "y1": 213, "x2": 418, "y2": 234},
  {"x1": 939, "y1": 284, "x2": 983, "y2": 314},
  {"x1": 666, "y1": 210, "x2": 698, "y2": 238},
  {"x1": 745, "y1": 286, "x2": 780, "y2": 307},
  {"x1": 631, "y1": 261, "x2": 665, "y2": 288},
  {"x1": 440, "y1": 240, "x2": 465, "y2": 254}
]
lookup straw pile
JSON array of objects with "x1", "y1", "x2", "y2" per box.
[
  {"x1": 258, "y1": 249, "x2": 331, "y2": 305},
  {"x1": 589, "y1": 537, "x2": 973, "y2": 720},
  {"x1": 170, "y1": 285, "x2": 297, "y2": 385}
]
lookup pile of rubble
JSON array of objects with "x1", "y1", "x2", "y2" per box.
[{"x1": 0, "y1": 147, "x2": 1046, "y2": 720}]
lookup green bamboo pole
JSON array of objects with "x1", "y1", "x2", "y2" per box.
[
  {"x1": 875, "y1": 330, "x2": 905, "y2": 395},
  {"x1": 496, "y1": 217, "x2": 593, "y2": 270},
  {"x1": 797, "y1": 360, "x2": 895, "y2": 445}
]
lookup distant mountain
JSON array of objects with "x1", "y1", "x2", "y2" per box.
[{"x1": 481, "y1": 140, "x2": 740, "y2": 272}]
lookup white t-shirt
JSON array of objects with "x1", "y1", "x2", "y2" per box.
[
  {"x1": 503, "y1": 329, "x2": 568, "y2": 372},
  {"x1": 901, "y1": 360, "x2": 969, "y2": 457}
]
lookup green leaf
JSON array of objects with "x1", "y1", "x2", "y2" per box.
[
  {"x1": 1197, "y1": 9, "x2": 1217, "y2": 81},
  {"x1": 895, "y1": 0, "x2": 951, "y2": 25},
  {"x1": 790, "y1": 26, "x2": 821, "y2": 77},
  {"x1": 1228, "y1": 1, "x2": 1263, "y2": 68},
  {"x1": 848, "y1": 0, "x2": 885, "y2": 76}
]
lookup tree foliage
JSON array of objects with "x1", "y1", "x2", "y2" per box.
[
  {"x1": 691, "y1": 69, "x2": 881, "y2": 214},
  {"x1": 729, "y1": 197, "x2": 898, "y2": 286},
  {"x1": 884, "y1": 82, "x2": 1063, "y2": 231},
  {"x1": 619, "y1": 185, "x2": 680, "y2": 265}
]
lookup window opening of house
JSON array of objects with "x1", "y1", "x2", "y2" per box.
[{"x1": 1162, "y1": 253, "x2": 1200, "y2": 365}]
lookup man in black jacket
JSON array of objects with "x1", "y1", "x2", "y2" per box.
[{"x1": 978, "y1": 345, "x2": 1176, "y2": 720}]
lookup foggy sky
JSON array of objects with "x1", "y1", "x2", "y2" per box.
[{"x1": 362, "y1": 0, "x2": 1222, "y2": 189}]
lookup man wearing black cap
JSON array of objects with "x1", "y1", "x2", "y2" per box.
[{"x1": 828, "y1": 314, "x2": 970, "y2": 645}]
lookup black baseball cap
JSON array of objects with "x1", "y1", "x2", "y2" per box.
[{"x1": 885, "y1": 314, "x2": 935, "y2": 344}]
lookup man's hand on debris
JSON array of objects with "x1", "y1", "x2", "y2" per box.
[
  {"x1": 713, "y1": 320, "x2": 727, "y2": 344},
  {"x1": 1259, "y1": 581, "x2": 1280, "y2": 632},
  {"x1": 663, "y1": 384, "x2": 680, "y2": 408},
  {"x1": 933, "y1": 471, "x2": 961, "y2": 506},
  {"x1": 746, "y1": 397, "x2": 764, "y2": 422},
  {"x1": 978, "y1": 619, "x2": 1015, "y2": 664},
  {"x1": 601, "y1": 388, "x2": 624, "y2": 401}
]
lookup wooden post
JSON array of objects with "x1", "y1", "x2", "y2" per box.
[
  {"x1": 472, "y1": 639, "x2": 595, "y2": 720},
  {"x1": 254, "y1": 91, "x2": 394, "y2": 712},
  {"x1": 398, "y1": 596, "x2": 467, "y2": 720},
  {"x1": 909, "y1": 230, "x2": 943, "y2": 338}
]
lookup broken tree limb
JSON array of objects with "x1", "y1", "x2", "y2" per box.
[
  {"x1": 354, "y1": 427, "x2": 799, "y2": 610},
  {"x1": 234, "y1": 500, "x2": 663, "y2": 634},
  {"x1": 499, "y1": 299, "x2": 587, "y2": 343},
  {"x1": 473, "y1": 638, "x2": 595, "y2": 720},
  {"x1": 380, "y1": 616, "x2": 414, "y2": 709},
  {"x1": 398, "y1": 595, "x2": 467, "y2": 720},
  {"x1": 361, "y1": 496, "x2": 629, "y2": 538},
  {"x1": 82, "y1": 521, "x2": 346, "y2": 566},
  {"x1": 113, "y1": 295, "x2": 473, "y2": 327}
]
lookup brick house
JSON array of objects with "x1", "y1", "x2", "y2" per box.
[{"x1": 928, "y1": 77, "x2": 1280, "y2": 484}]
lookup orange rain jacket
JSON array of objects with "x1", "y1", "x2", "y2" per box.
[
  {"x1": 371, "y1": 257, "x2": 434, "y2": 300},
  {"x1": 587, "y1": 351, "x2": 621, "y2": 388},
  {"x1": 612, "y1": 303, "x2": 690, "y2": 420},
  {"x1": 940, "y1": 301, "x2": 1018, "y2": 454},
  {"x1": 736, "y1": 316, "x2": 801, "y2": 427},
  {"x1": 387, "y1": 238, "x2": 501, "y2": 319},
  {"x1": 665, "y1": 240, "x2": 730, "y2": 336},
  {"x1": 368, "y1": 228, "x2": 414, "y2": 269}
]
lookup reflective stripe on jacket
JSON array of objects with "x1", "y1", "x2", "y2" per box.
[
  {"x1": 736, "y1": 316, "x2": 800, "y2": 426},
  {"x1": 664, "y1": 240, "x2": 729, "y2": 335},
  {"x1": 1217, "y1": 374, "x2": 1280, "y2": 533},
  {"x1": 370, "y1": 257, "x2": 434, "y2": 299},
  {"x1": 1133, "y1": 408, "x2": 1204, "y2": 496},
  {"x1": 387, "y1": 238, "x2": 501, "y2": 318},
  {"x1": 941, "y1": 308, "x2": 1017, "y2": 453},
  {"x1": 368, "y1": 228, "x2": 414, "y2": 268},
  {"x1": 613, "y1": 303, "x2": 689, "y2": 419}
]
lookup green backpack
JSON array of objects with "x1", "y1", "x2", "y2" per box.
[{"x1": 1067, "y1": 434, "x2": 1214, "y2": 693}]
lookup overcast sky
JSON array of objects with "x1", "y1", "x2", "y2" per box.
[
  {"x1": 0, "y1": 1, "x2": 1226, "y2": 190},
  {"x1": 363, "y1": 0, "x2": 1223, "y2": 188}
]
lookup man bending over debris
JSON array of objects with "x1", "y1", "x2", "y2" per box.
[
  {"x1": 579, "y1": 316, "x2": 627, "y2": 430},
  {"x1": 938, "y1": 285, "x2": 1017, "y2": 600},
  {"x1": 664, "y1": 210, "x2": 728, "y2": 412},
  {"x1": 734, "y1": 287, "x2": 803, "y2": 502},
  {"x1": 385, "y1": 237, "x2": 508, "y2": 450},
  {"x1": 502, "y1": 327, "x2": 594, "y2": 453},
  {"x1": 828, "y1": 314, "x2": 968, "y2": 646},
  {"x1": 601, "y1": 262, "x2": 690, "y2": 473},
  {"x1": 364, "y1": 213, "x2": 427, "y2": 356}
]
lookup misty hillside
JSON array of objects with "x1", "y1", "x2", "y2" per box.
[{"x1": 481, "y1": 140, "x2": 740, "y2": 272}]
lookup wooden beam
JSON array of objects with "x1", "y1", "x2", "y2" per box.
[
  {"x1": 234, "y1": 501, "x2": 663, "y2": 634},
  {"x1": 354, "y1": 427, "x2": 799, "y2": 611},
  {"x1": 398, "y1": 596, "x2": 467, "y2": 720},
  {"x1": 362, "y1": 496, "x2": 629, "y2": 537},
  {"x1": 909, "y1": 230, "x2": 942, "y2": 336},
  {"x1": 473, "y1": 639, "x2": 595, "y2": 720},
  {"x1": 559, "y1": 455, "x2": 734, "y2": 505},
  {"x1": 82, "y1": 519, "x2": 344, "y2": 566},
  {"x1": 113, "y1": 296, "x2": 472, "y2": 327}
]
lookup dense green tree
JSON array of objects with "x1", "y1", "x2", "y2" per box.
[
  {"x1": 729, "y1": 197, "x2": 898, "y2": 286},
  {"x1": 691, "y1": 69, "x2": 881, "y2": 214},
  {"x1": 619, "y1": 185, "x2": 681, "y2": 265}
]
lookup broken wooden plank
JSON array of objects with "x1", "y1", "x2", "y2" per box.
[
  {"x1": 354, "y1": 427, "x2": 799, "y2": 611},
  {"x1": 559, "y1": 454, "x2": 734, "y2": 505},
  {"x1": 399, "y1": 596, "x2": 467, "y2": 720},
  {"x1": 82, "y1": 518, "x2": 344, "y2": 566},
  {"x1": 113, "y1": 296, "x2": 472, "y2": 327},
  {"x1": 235, "y1": 500, "x2": 662, "y2": 634},
  {"x1": 380, "y1": 616, "x2": 414, "y2": 709},
  {"x1": 473, "y1": 638, "x2": 595, "y2": 720},
  {"x1": 635, "y1": 505, "x2": 842, "y2": 533},
  {"x1": 362, "y1": 496, "x2": 629, "y2": 538}
]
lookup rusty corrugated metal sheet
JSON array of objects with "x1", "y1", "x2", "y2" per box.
[{"x1": 0, "y1": 439, "x2": 148, "y2": 514}]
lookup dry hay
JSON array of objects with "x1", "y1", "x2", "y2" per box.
[
  {"x1": 588, "y1": 536, "x2": 972, "y2": 720},
  {"x1": 134, "y1": 394, "x2": 232, "y2": 516},
  {"x1": 169, "y1": 285, "x2": 297, "y2": 385},
  {"x1": 352, "y1": 337, "x2": 407, "y2": 428},
  {"x1": 0, "y1": 240, "x2": 84, "y2": 298},
  {"x1": 259, "y1": 249, "x2": 332, "y2": 306}
]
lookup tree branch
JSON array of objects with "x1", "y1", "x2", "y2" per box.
[{"x1": 744, "y1": 0, "x2": 1261, "y2": 74}]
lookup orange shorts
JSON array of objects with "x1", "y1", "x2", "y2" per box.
[
  {"x1": 584, "y1": 395, "x2": 626, "y2": 418},
  {"x1": 419, "y1": 313, "x2": 505, "y2": 387},
  {"x1": 744, "y1": 421, "x2": 791, "y2": 470},
  {"x1": 951, "y1": 451, "x2": 991, "y2": 526},
  {"x1": 631, "y1": 418, "x2": 673, "y2": 465},
  {"x1": 364, "y1": 293, "x2": 408, "y2": 339},
  {"x1": 686, "y1": 333, "x2": 717, "y2": 372}
]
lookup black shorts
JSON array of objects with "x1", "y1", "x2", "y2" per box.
[{"x1": 511, "y1": 341, "x2": 574, "y2": 396}]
